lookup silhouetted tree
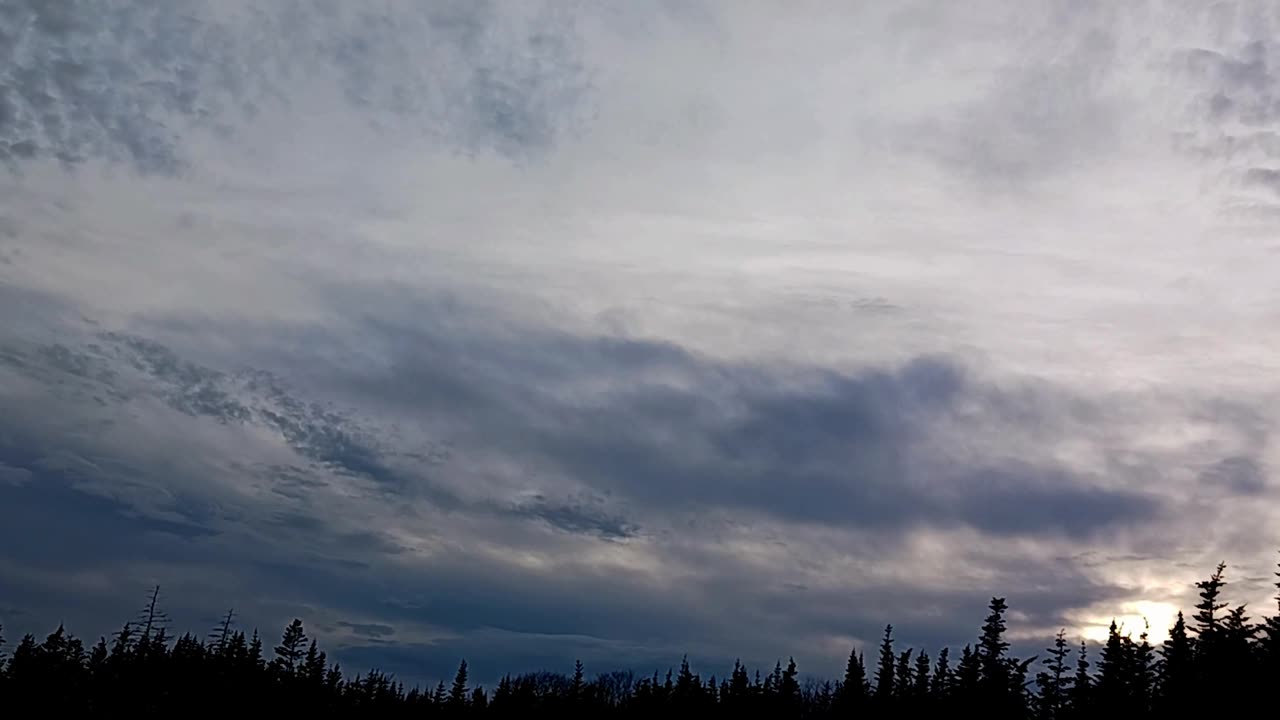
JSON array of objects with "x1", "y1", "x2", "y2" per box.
[
  {"x1": 1191, "y1": 563, "x2": 1228, "y2": 647},
  {"x1": 978, "y1": 597, "x2": 1017, "y2": 717},
  {"x1": 1095, "y1": 619, "x2": 1128, "y2": 710},
  {"x1": 932, "y1": 646, "x2": 952, "y2": 700},
  {"x1": 449, "y1": 659, "x2": 469, "y2": 708},
  {"x1": 5, "y1": 557, "x2": 1280, "y2": 718},
  {"x1": 1261, "y1": 555, "x2": 1280, "y2": 679},
  {"x1": 137, "y1": 586, "x2": 170, "y2": 640},
  {"x1": 570, "y1": 659, "x2": 585, "y2": 702},
  {"x1": 1036, "y1": 629, "x2": 1071, "y2": 720},
  {"x1": 914, "y1": 649, "x2": 932, "y2": 702},
  {"x1": 1157, "y1": 610, "x2": 1192, "y2": 714},
  {"x1": 1132, "y1": 625, "x2": 1155, "y2": 715},
  {"x1": 874, "y1": 624, "x2": 895, "y2": 703},
  {"x1": 209, "y1": 608, "x2": 236, "y2": 654},
  {"x1": 1068, "y1": 640, "x2": 1091, "y2": 719},
  {"x1": 836, "y1": 647, "x2": 867, "y2": 712},
  {"x1": 271, "y1": 619, "x2": 307, "y2": 676},
  {"x1": 778, "y1": 657, "x2": 800, "y2": 712}
]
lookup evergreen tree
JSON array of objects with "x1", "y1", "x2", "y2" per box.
[
  {"x1": 978, "y1": 598, "x2": 1011, "y2": 682},
  {"x1": 932, "y1": 646, "x2": 952, "y2": 700},
  {"x1": 728, "y1": 659, "x2": 750, "y2": 706},
  {"x1": 448, "y1": 659, "x2": 469, "y2": 707},
  {"x1": 1191, "y1": 563, "x2": 1228, "y2": 646},
  {"x1": 87, "y1": 637, "x2": 108, "y2": 673},
  {"x1": 977, "y1": 597, "x2": 1015, "y2": 716},
  {"x1": 874, "y1": 624, "x2": 895, "y2": 702},
  {"x1": 136, "y1": 585, "x2": 170, "y2": 641},
  {"x1": 248, "y1": 630, "x2": 264, "y2": 670},
  {"x1": 674, "y1": 654, "x2": 701, "y2": 706},
  {"x1": 1132, "y1": 625, "x2": 1155, "y2": 715},
  {"x1": 1094, "y1": 619, "x2": 1128, "y2": 710},
  {"x1": 271, "y1": 619, "x2": 307, "y2": 675},
  {"x1": 956, "y1": 643, "x2": 980, "y2": 696},
  {"x1": 894, "y1": 648, "x2": 913, "y2": 699},
  {"x1": 1221, "y1": 603, "x2": 1257, "y2": 713},
  {"x1": 209, "y1": 608, "x2": 236, "y2": 654},
  {"x1": 1036, "y1": 629, "x2": 1071, "y2": 720},
  {"x1": 836, "y1": 647, "x2": 867, "y2": 711},
  {"x1": 7, "y1": 559, "x2": 1280, "y2": 717},
  {"x1": 913, "y1": 649, "x2": 932, "y2": 700},
  {"x1": 1261, "y1": 555, "x2": 1280, "y2": 677},
  {"x1": 302, "y1": 639, "x2": 326, "y2": 685},
  {"x1": 1157, "y1": 610, "x2": 1193, "y2": 712},
  {"x1": 778, "y1": 657, "x2": 800, "y2": 710},
  {"x1": 571, "y1": 658, "x2": 585, "y2": 701},
  {"x1": 1068, "y1": 640, "x2": 1091, "y2": 718}
]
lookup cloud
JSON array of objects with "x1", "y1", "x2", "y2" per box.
[
  {"x1": 335, "y1": 621, "x2": 396, "y2": 639},
  {"x1": 0, "y1": 0, "x2": 591, "y2": 172},
  {"x1": 4, "y1": 0, "x2": 1280, "y2": 688}
]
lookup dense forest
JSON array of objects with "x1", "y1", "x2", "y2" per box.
[{"x1": 2, "y1": 559, "x2": 1279, "y2": 717}]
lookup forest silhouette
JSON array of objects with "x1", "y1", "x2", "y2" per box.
[{"x1": 3, "y1": 559, "x2": 1279, "y2": 717}]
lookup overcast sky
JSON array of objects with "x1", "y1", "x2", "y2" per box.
[{"x1": 3, "y1": 0, "x2": 1280, "y2": 686}]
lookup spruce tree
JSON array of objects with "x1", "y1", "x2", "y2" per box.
[
  {"x1": 1095, "y1": 619, "x2": 1136, "y2": 714},
  {"x1": 448, "y1": 659, "x2": 469, "y2": 707},
  {"x1": 302, "y1": 639, "x2": 326, "y2": 685},
  {"x1": 1068, "y1": 640, "x2": 1092, "y2": 718},
  {"x1": 271, "y1": 619, "x2": 307, "y2": 675},
  {"x1": 1191, "y1": 563, "x2": 1228, "y2": 647},
  {"x1": 779, "y1": 657, "x2": 801, "y2": 709},
  {"x1": 248, "y1": 630, "x2": 264, "y2": 670},
  {"x1": 1036, "y1": 629, "x2": 1072, "y2": 720},
  {"x1": 978, "y1": 598, "x2": 1011, "y2": 680},
  {"x1": 1157, "y1": 610, "x2": 1192, "y2": 711},
  {"x1": 837, "y1": 647, "x2": 867, "y2": 710},
  {"x1": 1261, "y1": 555, "x2": 1280, "y2": 677},
  {"x1": 209, "y1": 608, "x2": 236, "y2": 654},
  {"x1": 894, "y1": 648, "x2": 914, "y2": 699},
  {"x1": 913, "y1": 649, "x2": 932, "y2": 701},
  {"x1": 978, "y1": 597, "x2": 1014, "y2": 715},
  {"x1": 874, "y1": 624, "x2": 895, "y2": 702},
  {"x1": 1221, "y1": 603, "x2": 1257, "y2": 712},
  {"x1": 1132, "y1": 625, "x2": 1155, "y2": 715},
  {"x1": 956, "y1": 643, "x2": 980, "y2": 696},
  {"x1": 932, "y1": 646, "x2": 952, "y2": 699},
  {"x1": 728, "y1": 659, "x2": 750, "y2": 705}
]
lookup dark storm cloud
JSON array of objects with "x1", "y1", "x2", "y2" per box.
[
  {"x1": 0, "y1": 300, "x2": 1183, "y2": 681},
  {"x1": 276, "y1": 305, "x2": 1162, "y2": 540},
  {"x1": 335, "y1": 621, "x2": 396, "y2": 639},
  {"x1": 7, "y1": 319, "x2": 1160, "y2": 541},
  {"x1": 509, "y1": 495, "x2": 640, "y2": 540}
]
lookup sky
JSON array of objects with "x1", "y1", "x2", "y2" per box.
[{"x1": 3, "y1": 0, "x2": 1280, "y2": 687}]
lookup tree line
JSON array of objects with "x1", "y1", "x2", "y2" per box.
[{"x1": 2, "y1": 559, "x2": 1279, "y2": 717}]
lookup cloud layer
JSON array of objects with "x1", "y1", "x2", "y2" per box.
[{"x1": 4, "y1": 0, "x2": 1280, "y2": 686}]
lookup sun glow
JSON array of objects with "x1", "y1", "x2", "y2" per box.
[{"x1": 1078, "y1": 600, "x2": 1181, "y2": 645}]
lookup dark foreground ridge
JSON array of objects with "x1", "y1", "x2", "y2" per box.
[{"x1": 2, "y1": 559, "x2": 1279, "y2": 717}]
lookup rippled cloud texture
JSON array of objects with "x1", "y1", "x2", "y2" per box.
[{"x1": 4, "y1": 0, "x2": 1280, "y2": 685}]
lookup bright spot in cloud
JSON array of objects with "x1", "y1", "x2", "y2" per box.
[{"x1": 1077, "y1": 600, "x2": 1180, "y2": 645}]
